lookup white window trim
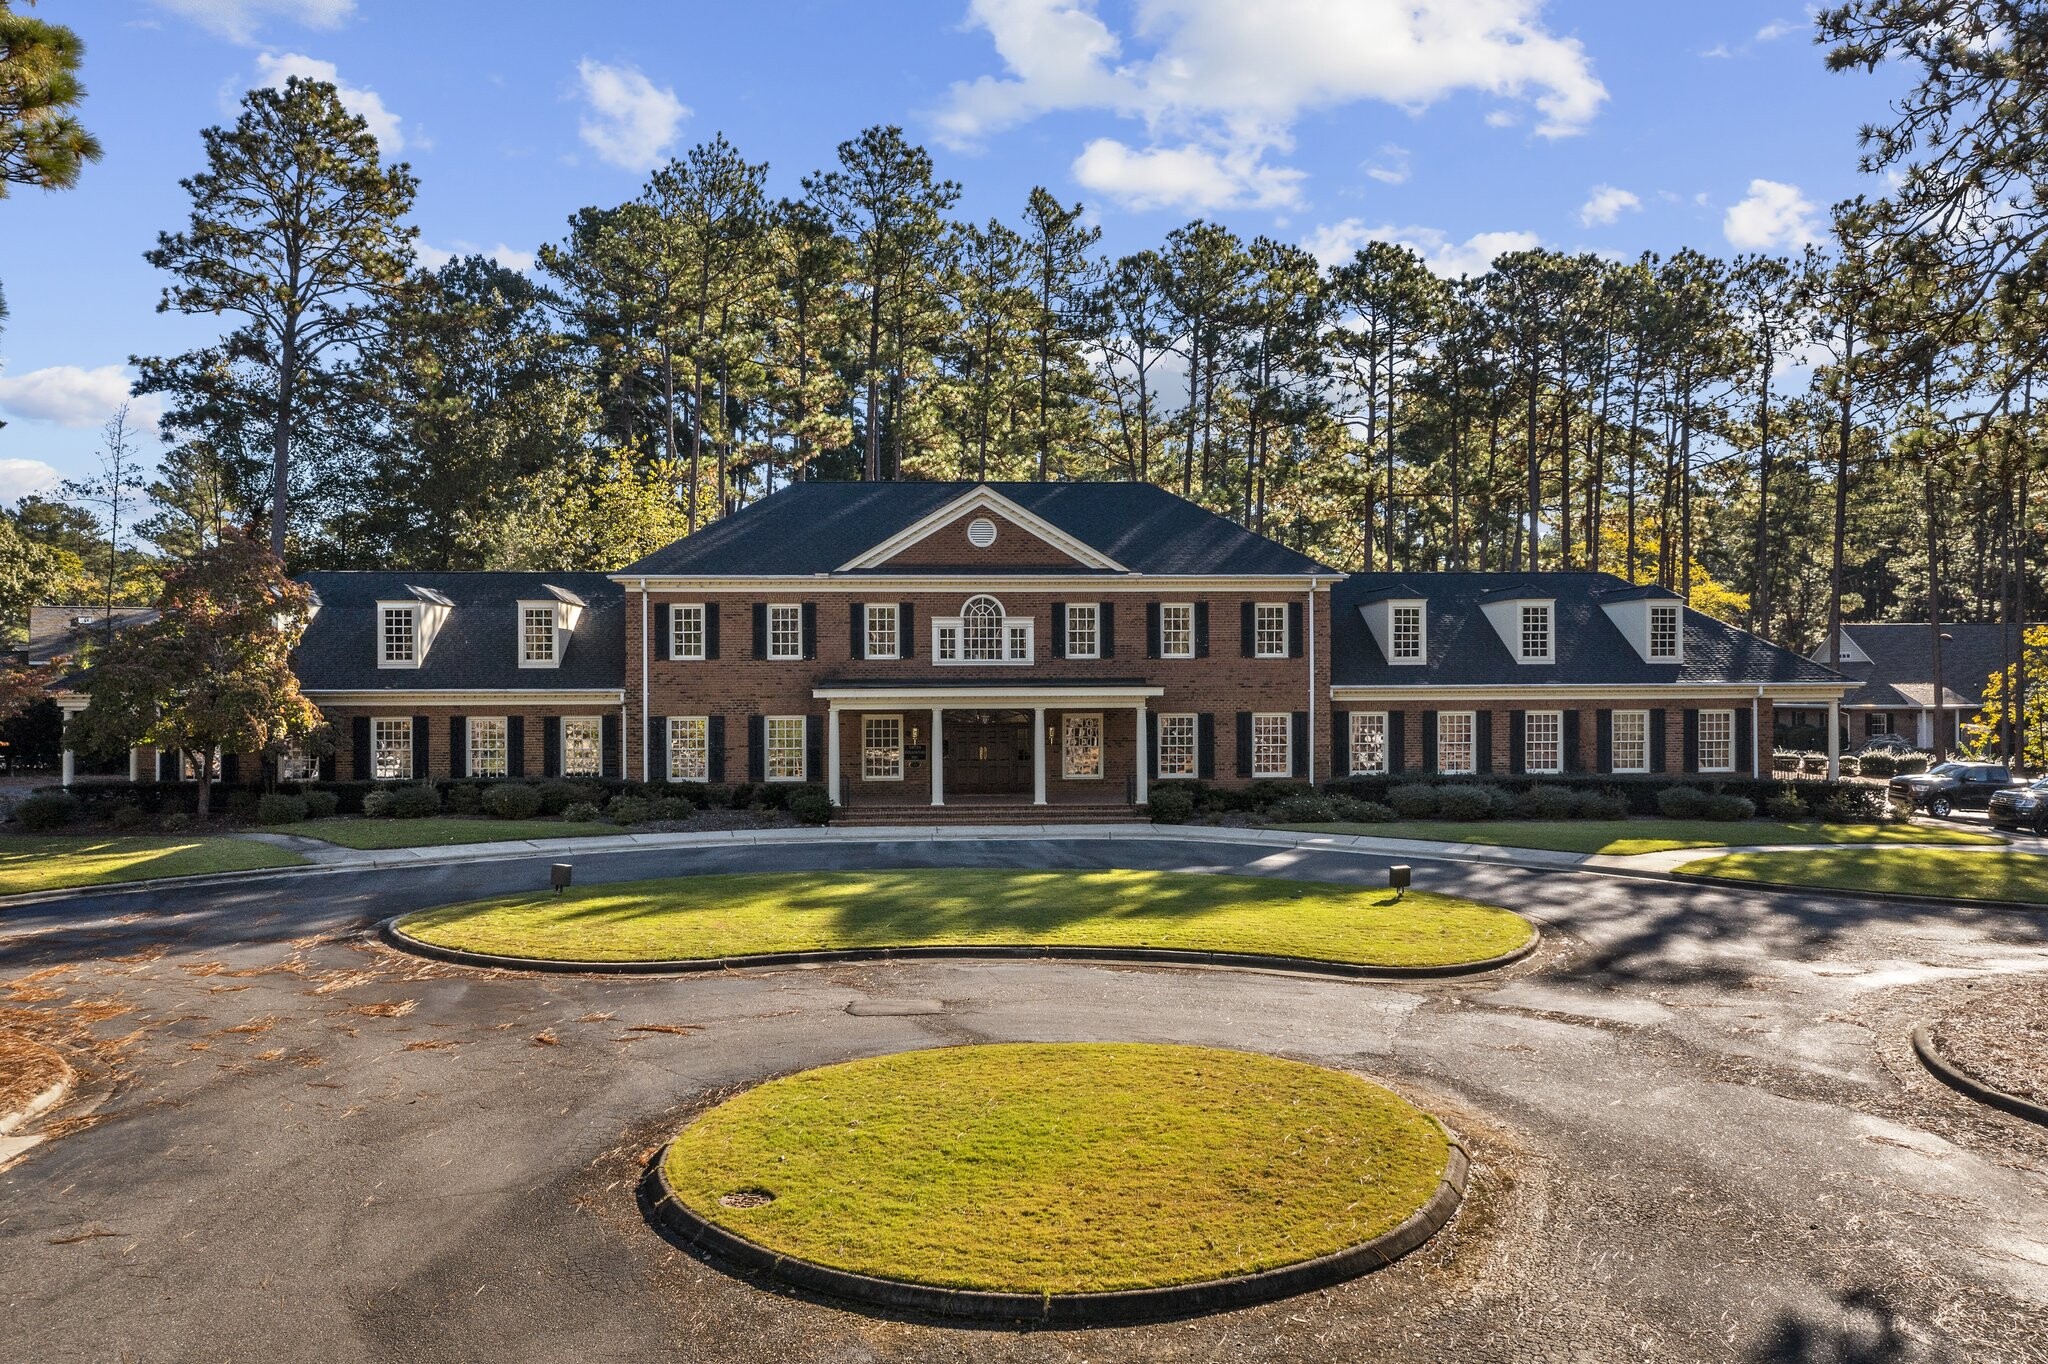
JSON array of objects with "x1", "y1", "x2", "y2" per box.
[
  {"x1": 862, "y1": 713, "x2": 905, "y2": 782},
  {"x1": 667, "y1": 715, "x2": 710, "y2": 783},
  {"x1": 1061, "y1": 712, "x2": 1105, "y2": 780},
  {"x1": 1159, "y1": 602, "x2": 1195, "y2": 659},
  {"x1": 766, "y1": 603, "x2": 804, "y2": 661},
  {"x1": 671, "y1": 603, "x2": 708, "y2": 662},
  {"x1": 1156, "y1": 712, "x2": 1198, "y2": 780},
  {"x1": 1519, "y1": 603, "x2": 1554, "y2": 663},
  {"x1": 469, "y1": 715, "x2": 511, "y2": 779},
  {"x1": 562, "y1": 715, "x2": 605, "y2": 778},
  {"x1": 277, "y1": 738, "x2": 318, "y2": 783},
  {"x1": 1648, "y1": 604, "x2": 1682, "y2": 662},
  {"x1": 931, "y1": 616, "x2": 1035, "y2": 665},
  {"x1": 378, "y1": 604, "x2": 420, "y2": 670},
  {"x1": 1064, "y1": 602, "x2": 1100, "y2": 660},
  {"x1": 1251, "y1": 712, "x2": 1293, "y2": 779},
  {"x1": 1524, "y1": 709, "x2": 1564, "y2": 776},
  {"x1": 1611, "y1": 709, "x2": 1651, "y2": 774},
  {"x1": 765, "y1": 714, "x2": 808, "y2": 783},
  {"x1": 372, "y1": 716, "x2": 414, "y2": 781},
  {"x1": 1390, "y1": 603, "x2": 1426, "y2": 665},
  {"x1": 1437, "y1": 710, "x2": 1477, "y2": 776},
  {"x1": 518, "y1": 603, "x2": 559, "y2": 669},
  {"x1": 1348, "y1": 711, "x2": 1390, "y2": 776},
  {"x1": 1699, "y1": 708, "x2": 1736, "y2": 774},
  {"x1": 1253, "y1": 602, "x2": 1289, "y2": 659},
  {"x1": 865, "y1": 604, "x2": 901, "y2": 662}
]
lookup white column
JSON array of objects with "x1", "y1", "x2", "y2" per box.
[
  {"x1": 1918, "y1": 709, "x2": 1932, "y2": 749},
  {"x1": 1827, "y1": 698, "x2": 1841, "y2": 780},
  {"x1": 930, "y1": 706, "x2": 945, "y2": 806},
  {"x1": 61, "y1": 747, "x2": 76, "y2": 788},
  {"x1": 827, "y1": 703, "x2": 842, "y2": 806},
  {"x1": 1134, "y1": 704, "x2": 1149, "y2": 805},
  {"x1": 1032, "y1": 706, "x2": 1047, "y2": 805}
]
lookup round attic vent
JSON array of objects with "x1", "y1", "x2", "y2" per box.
[{"x1": 966, "y1": 516, "x2": 998, "y2": 548}]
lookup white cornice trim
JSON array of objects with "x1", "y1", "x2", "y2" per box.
[
  {"x1": 607, "y1": 574, "x2": 1332, "y2": 592},
  {"x1": 1328, "y1": 683, "x2": 1853, "y2": 703},
  {"x1": 835, "y1": 487, "x2": 1130, "y2": 572},
  {"x1": 814, "y1": 683, "x2": 1166, "y2": 705},
  {"x1": 302, "y1": 689, "x2": 624, "y2": 707}
]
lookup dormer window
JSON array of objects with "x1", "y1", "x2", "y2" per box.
[
  {"x1": 1391, "y1": 604, "x2": 1424, "y2": 662},
  {"x1": 521, "y1": 605, "x2": 558, "y2": 666},
  {"x1": 1519, "y1": 604, "x2": 1552, "y2": 662},
  {"x1": 1649, "y1": 605, "x2": 1680, "y2": 660},
  {"x1": 381, "y1": 606, "x2": 417, "y2": 667}
]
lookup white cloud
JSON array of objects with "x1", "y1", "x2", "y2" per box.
[
  {"x1": 0, "y1": 365, "x2": 161, "y2": 430},
  {"x1": 1578, "y1": 183, "x2": 1641, "y2": 226},
  {"x1": 574, "y1": 59, "x2": 688, "y2": 173},
  {"x1": 1072, "y1": 138, "x2": 1305, "y2": 211},
  {"x1": 1755, "y1": 18, "x2": 1802, "y2": 41},
  {"x1": 1724, "y1": 178, "x2": 1822, "y2": 250},
  {"x1": 938, "y1": 0, "x2": 1607, "y2": 208},
  {"x1": 1700, "y1": 43, "x2": 1733, "y2": 59},
  {"x1": 253, "y1": 52, "x2": 404, "y2": 152},
  {"x1": 0, "y1": 458, "x2": 62, "y2": 504},
  {"x1": 417, "y1": 241, "x2": 538, "y2": 273},
  {"x1": 1304, "y1": 219, "x2": 1539, "y2": 277},
  {"x1": 154, "y1": 0, "x2": 353, "y2": 44},
  {"x1": 1365, "y1": 143, "x2": 1411, "y2": 185}
]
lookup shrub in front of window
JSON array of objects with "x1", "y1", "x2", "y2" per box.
[
  {"x1": 160, "y1": 811, "x2": 192, "y2": 832},
  {"x1": 787, "y1": 786, "x2": 831, "y2": 826},
  {"x1": 1147, "y1": 786, "x2": 1195, "y2": 824},
  {"x1": 1330, "y1": 796, "x2": 1395, "y2": 823},
  {"x1": 1512, "y1": 785, "x2": 1580, "y2": 821},
  {"x1": 606, "y1": 795, "x2": 651, "y2": 825},
  {"x1": 440, "y1": 783, "x2": 483, "y2": 815},
  {"x1": 303, "y1": 791, "x2": 341, "y2": 819},
  {"x1": 361, "y1": 789, "x2": 396, "y2": 817},
  {"x1": 1858, "y1": 751, "x2": 1898, "y2": 778},
  {"x1": 256, "y1": 793, "x2": 309, "y2": 824},
  {"x1": 225, "y1": 789, "x2": 260, "y2": 821},
  {"x1": 1387, "y1": 783, "x2": 1442, "y2": 819},
  {"x1": 15, "y1": 791, "x2": 81, "y2": 832},
  {"x1": 1435, "y1": 785, "x2": 1510, "y2": 821},
  {"x1": 480, "y1": 783, "x2": 543, "y2": 819},
  {"x1": 1655, "y1": 785, "x2": 1715, "y2": 819},
  {"x1": 388, "y1": 784, "x2": 442, "y2": 819},
  {"x1": 1765, "y1": 792, "x2": 1809, "y2": 820},
  {"x1": 1705, "y1": 793, "x2": 1755, "y2": 821},
  {"x1": 111, "y1": 802, "x2": 150, "y2": 830},
  {"x1": 537, "y1": 779, "x2": 599, "y2": 814},
  {"x1": 1264, "y1": 794, "x2": 1338, "y2": 823},
  {"x1": 1572, "y1": 790, "x2": 1629, "y2": 820},
  {"x1": 561, "y1": 801, "x2": 601, "y2": 823},
  {"x1": 649, "y1": 795, "x2": 693, "y2": 821}
]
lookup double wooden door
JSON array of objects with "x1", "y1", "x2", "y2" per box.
[{"x1": 946, "y1": 711, "x2": 1033, "y2": 795}]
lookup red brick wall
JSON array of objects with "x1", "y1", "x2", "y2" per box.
[
  {"x1": 316, "y1": 704, "x2": 621, "y2": 781},
  {"x1": 1330, "y1": 698, "x2": 1777, "y2": 778},
  {"x1": 877, "y1": 508, "x2": 1085, "y2": 568}
]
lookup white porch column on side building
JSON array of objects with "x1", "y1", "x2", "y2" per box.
[
  {"x1": 61, "y1": 746, "x2": 75, "y2": 788},
  {"x1": 1134, "y1": 704, "x2": 1149, "y2": 806},
  {"x1": 827, "y1": 703, "x2": 842, "y2": 806},
  {"x1": 1827, "y1": 699, "x2": 1841, "y2": 781},
  {"x1": 1032, "y1": 706, "x2": 1046, "y2": 805},
  {"x1": 1918, "y1": 709, "x2": 1932, "y2": 749},
  {"x1": 931, "y1": 706, "x2": 945, "y2": 806}
]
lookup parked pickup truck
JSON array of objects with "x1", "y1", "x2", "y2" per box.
[
  {"x1": 1887, "y1": 762, "x2": 2020, "y2": 818},
  {"x1": 1987, "y1": 777, "x2": 2048, "y2": 834}
]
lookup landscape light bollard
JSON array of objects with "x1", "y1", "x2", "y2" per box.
[
  {"x1": 1388, "y1": 865, "x2": 1411, "y2": 901},
  {"x1": 551, "y1": 863, "x2": 573, "y2": 896}
]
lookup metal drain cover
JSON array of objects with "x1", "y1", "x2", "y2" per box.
[{"x1": 845, "y1": 999, "x2": 945, "y2": 1017}]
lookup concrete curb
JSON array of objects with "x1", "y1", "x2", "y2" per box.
[
  {"x1": 378, "y1": 915, "x2": 1542, "y2": 981},
  {"x1": 1911, "y1": 1025, "x2": 2048, "y2": 1128},
  {"x1": 641, "y1": 1129, "x2": 1469, "y2": 1324},
  {"x1": 1670, "y1": 870, "x2": 2047, "y2": 914},
  {"x1": 0, "y1": 1038, "x2": 76, "y2": 1138}
]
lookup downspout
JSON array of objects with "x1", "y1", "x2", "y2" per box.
[
  {"x1": 1307, "y1": 576, "x2": 1319, "y2": 786},
  {"x1": 639, "y1": 580, "x2": 650, "y2": 782}
]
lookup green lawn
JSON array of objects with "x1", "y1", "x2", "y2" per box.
[
  {"x1": 1275, "y1": 818, "x2": 2003, "y2": 857},
  {"x1": 662, "y1": 1043, "x2": 1450, "y2": 1294},
  {"x1": 395, "y1": 867, "x2": 1535, "y2": 968},
  {"x1": 283, "y1": 816, "x2": 629, "y2": 850},
  {"x1": 1675, "y1": 848, "x2": 2048, "y2": 905},
  {"x1": 0, "y1": 835, "x2": 306, "y2": 895}
]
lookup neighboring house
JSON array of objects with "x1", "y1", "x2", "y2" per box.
[
  {"x1": 1806, "y1": 622, "x2": 2038, "y2": 750},
  {"x1": 50, "y1": 481, "x2": 1856, "y2": 804},
  {"x1": 25, "y1": 604, "x2": 158, "y2": 665}
]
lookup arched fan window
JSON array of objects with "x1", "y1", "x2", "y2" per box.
[{"x1": 961, "y1": 595, "x2": 1004, "y2": 660}]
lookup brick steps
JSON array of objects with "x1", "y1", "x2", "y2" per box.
[{"x1": 836, "y1": 804, "x2": 1147, "y2": 827}]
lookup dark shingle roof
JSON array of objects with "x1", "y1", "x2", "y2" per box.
[
  {"x1": 294, "y1": 572, "x2": 624, "y2": 692},
  {"x1": 26, "y1": 604, "x2": 158, "y2": 664},
  {"x1": 1832, "y1": 622, "x2": 2038, "y2": 710},
  {"x1": 617, "y1": 481, "x2": 1336, "y2": 577},
  {"x1": 1331, "y1": 572, "x2": 1846, "y2": 688}
]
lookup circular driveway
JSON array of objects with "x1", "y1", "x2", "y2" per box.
[{"x1": 3, "y1": 837, "x2": 2046, "y2": 1362}]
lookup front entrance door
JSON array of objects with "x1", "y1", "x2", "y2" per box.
[{"x1": 946, "y1": 710, "x2": 1033, "y2": 795}]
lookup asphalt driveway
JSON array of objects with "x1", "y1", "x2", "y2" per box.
[{"x1": 3, "y1": 838, "x2": 2046, "y2": 1363}]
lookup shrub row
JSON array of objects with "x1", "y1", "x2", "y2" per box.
[
  {"x1": 1317, "y1": 772, "x2": 1890, "y2": 822},
  {"x1": 26, "y1": 778, "x2": 833, "y2": 825},
  {"x1": 1771, "y1": 749, "x2": 1933, "y2": 778}
]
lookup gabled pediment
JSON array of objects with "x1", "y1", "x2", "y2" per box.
[{"x1": 838, "y1": 487, "x2": 1128, "y2": 573}]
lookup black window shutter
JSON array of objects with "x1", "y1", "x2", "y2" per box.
[
  {"x1": 1099, "y1": 602, "x2": 1115, "y2": 658},
  {"x1": 156, "y1": 749, "x2": 171, "y2": 783},
  {"x1": 1683, "y1": 709, "x2": 1701, "y2": 772},
  {"x1": 1735, "y1": 707, "x2": 1753, "y2": 774},
  {"x1": 1597, "y1": 709, "x2": 1613, "y2": 772},
  {"x1": 806, "y1": 714, "x2": 824, "y2": 783},
  {"x1": 318, "y1": 748, "x2": 336, "y2": 782},
  {"x1": 801, "y1": 603, "x2": 817, "y2": 660},
  {"x1": 1422, "y1": 710, "x2": 1439, "y2": 772},
  {"x1": 1288, "y1": 601, "x2": 1305, "y2": 658},
  {"x1": 1388, "y1": 711, "x2": 1407, "y2": 773},
  {"x1": 352, "y1": 716, "x2": 371, "y2": 779},
  {"x1": 1194, "y1": 602, "x2": 1210, "y2": 657},
  {"x1": 899, "y1": 602, "x2": 915, "y2": 658},
  {"x1": 705, "y1": 603, "x2": 721, "y2": 659},
  {"x1": 1198, "y1": 713, "x2": 1216, "y2": 779},
  {"x1": 850, "y1": 602, "x2": 866, "y2": 660},
  {"x1": 601, "y1": 713, "x2": 621, "y2": 778},
  {"x1": 747, "y1": 714, "x2": 765, "y2": 783},
  {"x1": 1291, "y1": 711, "x2": 1309, "y2": 778},
  {"x1": 1236, "y1": 711, "x2": 1254, "y2": 777},
  {"x1": 1051, "y1": 603, "x2": 1067, "y2": 658},
  {"x1": 1240, "y1": 601, "x2": 1255, "y2": 657},
  {"x1": 708, "y1": 715, "x2": 727, "y2": 781},
  {"x1": 751, "y1": 603, "x2": 768, "y2": 660},
  {"x1": 1477, "y1": 709, "x2": 1494, "y2": 773},
  {"x1": 649, "y1": 716, "x2": 667, "y2": 780},
  {"x1": 411, "y1": 716, "x2": 431, "y2": 779},
  {"x1": 1564, "y1": 710, "x2": 1582, "y2": 772},
  {"x1": 507, "y1": 716, "x2": 525, "y2": 778},
  {"x1": 1510, "y1": 710, "x2": 1527, "y2": 775},
  {"x1": 1650, "y1": 708, "x2": 1668, "y2": 772},
  {"x1": 1145, "y1": 602, "x2": 1162, "y2": 658},
  {"x1": 222, "y1": 752, "x2": 239, "y2": 785},
  {"x1": 1331, "y1": 710, "x2": 1349, "y2": 776},
  {"x1": 450, "y1": 717, "x2": 467, "y2": 779},
  {"x1": 655, "y1": 603, "x2": 671, "y2": 660},
  {"x1": 544, "y1": 716, "x2": 562, "y2": 777}
]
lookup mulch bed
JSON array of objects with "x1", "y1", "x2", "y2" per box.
[{"x1": 1929, "y1": 975, "x2": 2048, "y2": 1109}]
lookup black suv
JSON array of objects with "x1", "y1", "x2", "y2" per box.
[
  {"x1": 1888, "y1": 762, "x2": 2018, "y2": 818},
  {"x1": 1987, "y1": 777, "x2": 2048, "y2": 834}
]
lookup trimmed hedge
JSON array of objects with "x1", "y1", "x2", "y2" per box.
[
  {"x1": 1321, "y1": 772, "x2": 1892, "y2": 822},
  {"x1": 39, "y1": 776, "x2": 834, "y2": 822}
]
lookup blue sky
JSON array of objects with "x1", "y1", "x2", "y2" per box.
[{"x1": 0, "y1": 0, "x2": 1905, "y2": 499}]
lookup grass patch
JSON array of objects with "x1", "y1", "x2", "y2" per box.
[
  {"x1": 396, "y1": 868, "x2": 1534, "y2": 968},
  {"x1": 0, "y1": 835, "x2": 305, "y2": 895},
  {"x1": 663, "y1": 1042, "x2": 1450, "y2": 1294},
  {"x1": 284, "y1": 817, "x2": 627, "y2": 850},
  {"x1": 1275, "y1": 819, "x2": 2002, "y2": 857},
  {"x1": 1675, "y1": 848, "x2": 2048, "y2": 905}
]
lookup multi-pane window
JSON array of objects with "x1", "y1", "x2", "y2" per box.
[
  {"x1": 672, "y1": 604, "x2": 706, "y2": 660},
  {"x1": 667, "y1": 716, "x2": 708, "y2": 782},
  {"x1": 1156, "y1": 713, "x2": 1197, "y2": 778},
  {"x1": 372, "y1": 717, "x2": 413, "y2": 780},
  {"x1": 469, "y1": 716, "x2": 509, "y2": 778},
  {"x1": 381, "y1": 607, "x2": 417, "y2": 666},
  {"x1": 963, "y1": 595, "x2": 1003, "y2": 660},
  {"x1": 767, "y1": 604, "x2": 803, "y2": 660},
  {"x1": 1254, "y1": 602, "x2": 1288, "y2": 658},
  {"x1": 521, "y1": 607, "x2": 557, "y2": 665},
  {"x1": 1612, "y1": 709, "x2": 1649, "y2": 773},
  {"x1": 278, "y1": 739, "x2": 318, "y2": 782},
  {"x1": 936, "y1": 596, "x2": 1032, "y2": 664},
  {"x1": 1649, "y1": 605, "x2": 1680, "y2": 660},
  {"x1": 563, "y1": 716, "x2": 603, "y2": 777},
  {"x1": 1062, "y1": 712, "x2": 1104, "y2": 779},
  {"x1": 1520, "y1": 604, "x2": 1551, "y2": 661},
  {"x1": 1437, "y1": 711, "x2": 1476, "y2": 775},
  {"x1": 1525, "y1": 710, "x2": 1563, "y2": 774},
  {"x1": 1065, "y1": 603, "x2": 1099, "y2": 659},
  {"x1": 1699, "y1": 709, "x2": 1735, "y2": 772},
  {"x1": 1160, "y1": 603, "x2": 1194, "y2": 658},
  {"x1": 766, "y1": 716, "x2": 807, "y2": 781},
  {"x1": 866, "y1": 604, "x2": 899, "y2": 660},
  {"x1": 1251, "y1": 713, "x2": 1292, "y2": 777},
  {"x1": 1391, "y1": 604, "x2": 1423, "y2": 661},
  {"x1": 1349, "y1": 711, "x2": 1389, "y2": 775},
  {"x1": 862, "y1": 714, "x2": 903, "y2": 780}
]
